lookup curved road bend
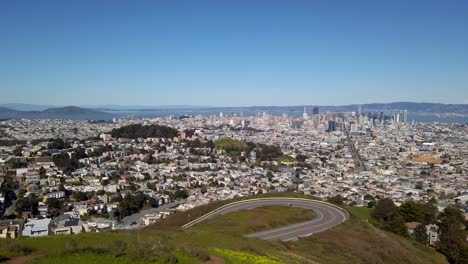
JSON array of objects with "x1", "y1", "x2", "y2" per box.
[{"x1": 182, "y1": 198, "x2": 348, "y2": 242}]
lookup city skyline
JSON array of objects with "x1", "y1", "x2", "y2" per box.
[
  {"x1": 1, "y1": 1, "x2": 468, "y2": 106},
  {"x1": 1, "y1": 2, "x2": 467, "y2": 263}
]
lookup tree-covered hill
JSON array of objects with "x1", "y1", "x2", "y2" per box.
[{"x1": 111, "y1": 124, "x2": 179, "y2": 139}]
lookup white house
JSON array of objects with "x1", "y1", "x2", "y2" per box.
[
  {"x1": 22, "y1": 218, "x2": 51, "y2": 237},
  {"x1": 426, "y1": 224, "x2": 439, "y2": 246}
]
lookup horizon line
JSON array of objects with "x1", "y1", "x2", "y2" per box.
[{"x1": 2, "y1": 100, "x2": 468, "y2": 110}]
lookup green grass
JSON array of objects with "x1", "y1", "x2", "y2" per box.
[
  {"x1": 30, "y1": 252, "x2": 135, "y2": 264},
  {"x1": 0, "y1": 192, "x2": 447, "y2": 264},
  {"x1": 30, "y1": 251, "x2": 196, "y2": 264},
  {"x1": 284, "y1": 213, "x2": 446, "y2": 264},
  {"x1": 209, "y1": 248, "x2": 281, "y2": 264},
  {"x1": 214, "y1": 138, "x2": 248, "y2": 151},
  {"x1": 0, "y1": 250, "x2": 17, "y2": 258},
  {"x1": 191, "y1": 205, "x2": 316, "y2": 236},
  {"x1": 347, "y1": 206, "x2": 374, "y2": 222},
  {"x1": 148, "y1": 192, "x2": 318, "y2": 230},
  {"x1": 278, "y1": 156, "x2": 296, "y2": 164},
  {"x1": 0, "y1": 250, "x2": 16, "y2": 262}
]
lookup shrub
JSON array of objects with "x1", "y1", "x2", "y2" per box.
[
  {"x1": 112, "y1": 240, "x2": 128, "y2": 257},
  {"x1": 188, "y1": 248, "x2": 211, "y2": 261},
  {"x1": 130, "y1": 237, "x2": 174, "y2": 262},
  {"x1": 160, "y1": 253, "x2": 178, "y2": 263}
]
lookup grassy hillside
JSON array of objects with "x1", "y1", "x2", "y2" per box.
[
  {"x1": 0, "y1": 193, "x2": 446, "y2": 264},
  {"x1": 191, "y1": 205, "x2": 316, "y2": 236}
]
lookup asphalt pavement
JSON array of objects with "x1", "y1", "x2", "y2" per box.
[{"x1": 121, "y1": 199, "x2": 185, "y2": 226}]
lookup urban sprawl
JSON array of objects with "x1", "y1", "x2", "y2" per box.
[{"x1": 0, "y1": 108, "x2": 466, "y2": 246}]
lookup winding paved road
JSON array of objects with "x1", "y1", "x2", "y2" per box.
[{"x1": 182, "y1": 197, "x2": 348, "y2": 242}]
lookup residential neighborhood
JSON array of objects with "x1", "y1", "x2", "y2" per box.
[{"x1": 0, "y1": 110, "x2": 466, "y2": 245}]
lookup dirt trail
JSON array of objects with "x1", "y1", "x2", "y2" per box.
[
  {"x1": 208, "y1": 255, "x2": 225, "y2": 264},
  {"x1": 7, "y1": 253, "x2": 46, "y2": 264}
]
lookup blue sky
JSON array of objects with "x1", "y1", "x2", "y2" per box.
[{"x1": 1, "y1": 0, "x2": 468, "y2": 106}]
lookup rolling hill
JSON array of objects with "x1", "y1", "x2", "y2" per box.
[
  {"x1": 0, "y1": 106, "x2": 112, "y2": 120},
  {"x1": 0, "y1": 193, "x2": 446, "y2": 264}
]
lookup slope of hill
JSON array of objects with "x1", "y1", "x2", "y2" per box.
[
  {"x1": 0, "y1": 104, "x2": 57, "y2": 111},
  {"x1": 0, "y1": 193, "x2": 446, "y2": 264},
  {"x1": 0, "y1": 106, "x2": 112, "y2": 120},
  {"x1": 41, "y1": 106, "x2": 104, "y2": 115},
  {"x1": 0, "y1": 107, "x2": 20, "y2": 114}
]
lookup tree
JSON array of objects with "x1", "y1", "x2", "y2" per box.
[
  {"x1": 74, "y1": 146, "x2": 88, "y2": 159},
  {"x1": 5, "y1": 158, "x2": 23, "y2": 169},
  {"x1": 428, "y1": 197, "x2": 437, "y2": 205},
  {"x1": 58, "y1": 184, "x2": 66, "y2": 192},
  {"x1": 184, "y1": 129, "x2": 196, "y2": 137},
  {"x1": 371, "y1": 198, "x2": 421, "y2": 238},
  {"x1": 16, "y1": 195, "x2": 39, "y2": 215},
  {"x1": 53, "y1": 152, "x2": 73, "y2": 169},
  {"x1": 415, "y1": 181, "x2": 423, "y2": 190},
  {"x1": 48, "y1": 138, "x2": 71, "y2": 150},
  {"x1": 111, "y1": 124, "x2": 178, "y2": 139},
  {"x1": 0, "y1": 186, "x2": 16, "y2": 205},
  {"x1": 384, "y1": 213, "x2": 408, "y2": 237},
  {"x1": 296, "y1": 154, "x2": 307, "y2": 162},
  {"x1": 173, "y1": 189, "x2": 189, "y2": 200},
  {"x1": 399, "y1": 200, "x2": 437, "y2": 224},
  {"x1": 372, "y1": 198, "x2": 398, "y2": 222},
  {"x1": 39, "y1": 167, "x2": 47, "y2": 178},
  {"x1": 437, "y1": 207, "x2": 467, "y2": 264},
  {"x1": 255, "y1": 143, "x2": 283, "y2": 161},
  {"x1": 148, "y1": 197, "x2": 159, "y2": 208},
  {"x1": 72, "y1": 191, "x2": 89, "y2": 202},
  {"x1": 13, "y1": 146, "x2": 23, "y2": 156},
  {"x1": 413, "y1": 224, "x2": 428, "y2": 244},
  {"x1": 146, "y1": 182, "x2": 157, "y2": 191},
  {"x1": 118, "y1": 193, "x2": 146, "y2": 217},
  {"x1": 327, "y1": 195, "x2": 345, "y2": 205},
  {"x1": 367, "y1": 200, "x2": 376, "y2": 208},
  {"x1": 46, "y1": 197, "x2": 62, "y2": 211},
  {"x1": 18, "y1": 189, "x2": 27, "y2": 199},
  {"x1": 145, "y1": 151, "x2": 156, "y2": 164}
]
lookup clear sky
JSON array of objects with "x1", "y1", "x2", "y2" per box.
[{"x1": 1, "y1": 0, "x2": 468, "y2": 106}]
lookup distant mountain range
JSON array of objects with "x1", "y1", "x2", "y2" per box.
[
  {"x1": 0, "y1": 103, "x2": 59, "y2": 111},
  {"x1": 0, "y1": 102, "x2": 467, "y2": 121},
  {"x1": 0, "y1": 106, "x2": 112, "y2": 120},
  {"x1": 167, "y1": 102, "x2": 468, "y2": 115},
  {"x1": 351, "y1": 102, "x2": 468, "y2": 114},
  {"x1": 0, "y1": 104, "x2": 211, "y2": 111},
  {"x1": 86, "y1": 105, "x2": 212, "y2": 110},
  {"x1": 42, "y1": 106, "x2": 107, "y2": 115},
  {"x1": 2, "y1": 102, "x2": 467, "y2": 112}
]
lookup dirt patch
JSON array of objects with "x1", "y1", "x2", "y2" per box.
[
  {"x1": 410, "y1": 156, "x2": 445, "y2": 164},
  {"x1": 8, "y1": 253, "x2": 46, "y2": 264},
  {"x1": 247, "y1": 215, "x2": 265, "y2": 224},
  {"x1": 208, "y1": 255, "x2": 225, "y2": 264}
]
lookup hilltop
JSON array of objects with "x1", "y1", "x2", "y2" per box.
[
  {"x1": 41, "y1": 106, "x2": 104, "y2": 115},
  {"x1": 0, "y1": 193, "x2": 445, "y2": 264},
  {"x1": 0, "y1": 106, "x2": 111, "y2": 119}
]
